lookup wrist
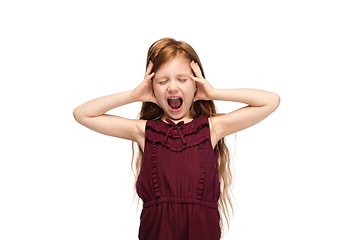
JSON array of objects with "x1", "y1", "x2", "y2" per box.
[
  {"x1": 128, "y1": 90, "x2": 140, "y2": 103},
  {"x1": 210, "y1": 88, "x2": 220, "y2": 100}
]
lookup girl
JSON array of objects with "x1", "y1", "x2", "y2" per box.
[{"x1": 73, "y1": 38, "x2": 280, "y2": 240}]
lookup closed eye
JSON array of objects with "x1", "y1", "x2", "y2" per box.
[
  {"x1": 158, "y1": 80, "x2": 168, "y2": 84},
  {"x1": 178, "y1": 79, "x2": 187, "y2": 82}
]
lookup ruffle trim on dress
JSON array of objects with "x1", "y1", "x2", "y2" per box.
[
  {"x1": 146, "y1": 136, "x2": 210, "y2": 152},
  {"x1": 142, "y1": 197, "x2": 218, "y2": 209},
  {"x1": 146, "y1": 117, "x2": 209, "y2": 138},
  {"x1": 196, "y1": 144, "x2": 205, "y2": 200},
  {"x1": 181, "y1": 121, "x2": 209, "y2": 137},
  {"x1": 152, "y1": 144, "x2": 160, "y2": 199}
]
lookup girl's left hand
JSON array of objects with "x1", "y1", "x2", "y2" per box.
[{"x1": 190, "y1": 61, "x2": 216, "y2": 102}]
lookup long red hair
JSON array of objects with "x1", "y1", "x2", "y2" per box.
[{"x1": 131, "y1": 38, "x2": 233, "y2": 237}]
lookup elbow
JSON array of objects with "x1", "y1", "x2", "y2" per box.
[
  {"x1": 271, "y1": 93, "x2": 281, "y2": 109},
  {"x1": 274, "y1": 93, "x2": 281, "y2": 105},
  {"x1": 73, "y1": 107, "x2": 83, "y2": 123},
  {"x1": 266, "y1": 93, "x2": 280, "y2": 110},
  {"x1": 73, "y1": 106, "x2": 94, "y2": 124}
]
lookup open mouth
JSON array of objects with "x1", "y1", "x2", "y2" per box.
[{"x1": 167, "y1": 97, "x2": 183, "y2": 111}]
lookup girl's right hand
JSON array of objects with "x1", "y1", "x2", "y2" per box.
[{"x1": 130, "y1": 61, "x2": 159, "y2": 105}]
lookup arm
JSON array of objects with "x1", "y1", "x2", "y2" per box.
[
  {"x1": 190, "y1": 61, "x2": 280, "y2": 144},
  {"x1": 73, "y1": 91, "x2": 143, "y2": 141},
  {"x1": 73, "y1": 61, "x2": 157, "y2": 148},
  {"x1": 211, "y1": 88, "x2": 280, "y2": 140}
]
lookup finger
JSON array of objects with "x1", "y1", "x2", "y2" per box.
[
  {"x1": 145, "y1": 61, "x2": 153, "y2": 75},
  {"x1": 190, "y1": 61, "x2": 197, "y2": 75},
  {"x1": 145, "y1": 72, "x2": 155, "y2": 82},
  {"x1": 142, "y1": 73, "x2": 155, "y2": 86},
  {"x1": 189, "y1": 74, "x2": 201, "y2": 83},
  {"x1": 190, "y1": 61, "x2": 203, "y2": 78}
]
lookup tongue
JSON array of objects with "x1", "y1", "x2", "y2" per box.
[{"x1": 168, "y1": 98, "x2": 182, "y2": 109}]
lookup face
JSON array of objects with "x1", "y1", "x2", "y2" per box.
[{"x1": 152, "y1": 56, "x2": 197, "y2": 121}]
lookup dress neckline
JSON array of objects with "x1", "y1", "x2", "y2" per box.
[{"x1": 160, "y1": 117, "x2": 196, "y2": 127}]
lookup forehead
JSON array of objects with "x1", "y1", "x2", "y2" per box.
[{"x1": 155, "y1": 57, "x2": 191, "y2": 78}]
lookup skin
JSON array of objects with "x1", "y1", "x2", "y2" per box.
[
  {"x1": 151, "y1": 57, "x2": 197, "y2": 122},
  {"x1": 73, "y1": 57, "x2": 280, "y2": 151}
]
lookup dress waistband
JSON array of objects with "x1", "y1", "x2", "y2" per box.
[{"x1": 143, "y1": 197, "x2": 218, "y2": 209}]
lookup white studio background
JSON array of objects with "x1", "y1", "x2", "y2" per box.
[{"x1": 1, "y1": 0, "x2": 359, "y2": 239}]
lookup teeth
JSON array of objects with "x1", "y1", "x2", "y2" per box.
[{"x1": 168, "y1": 97, "x2": 180, "y2": 100}]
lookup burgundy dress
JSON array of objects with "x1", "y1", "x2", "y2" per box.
[{"x1": 136, "y1": 116, "x2": 221, "y2": 240}]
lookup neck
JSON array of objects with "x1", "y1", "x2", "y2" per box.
[{"x1": 161, "y1": 116, "x2": 193, "y2": 124}]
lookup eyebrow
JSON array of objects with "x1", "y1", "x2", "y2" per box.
[{"x1": 176, "y1": 74, "x2": 190, "y2": 78}]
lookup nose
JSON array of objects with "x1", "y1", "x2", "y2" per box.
[{"x1": 167, "y1": 81, "x2": 179, "y2": 92}]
